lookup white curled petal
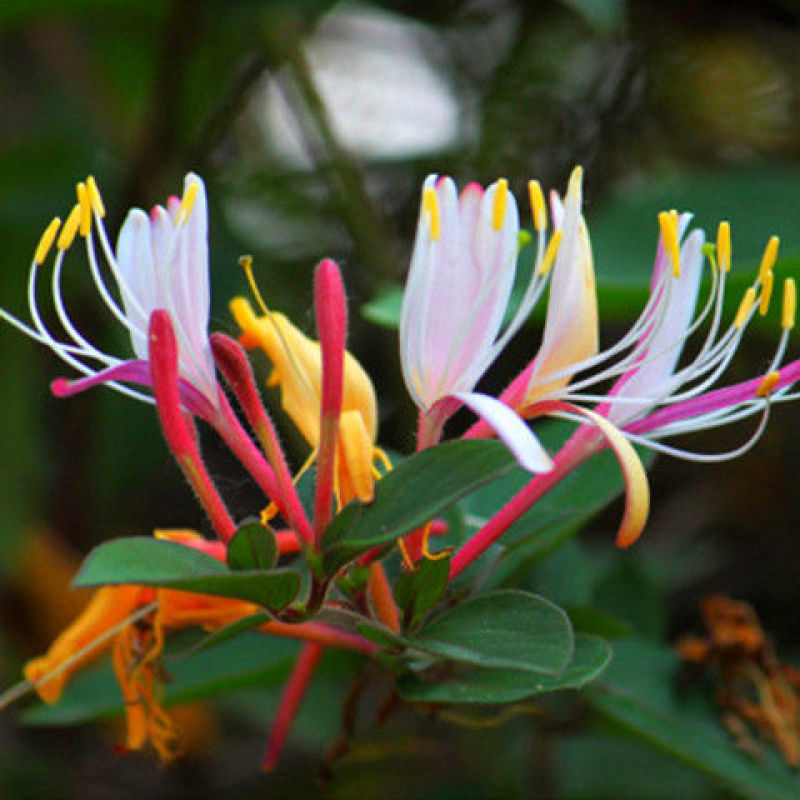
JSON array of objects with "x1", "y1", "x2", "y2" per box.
[{"x1": 454, "y1": 391, "x2": 554, "y2": 473}]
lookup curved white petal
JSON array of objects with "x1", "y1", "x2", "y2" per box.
[{"x1": 454, "y1": 391, "x2": 553, "y2": 473}]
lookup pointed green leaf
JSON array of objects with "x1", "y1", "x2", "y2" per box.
[
  {"x1": 398, "y1": 634, "x2": 610, "y2": 704},
  {"x1": 393, "y1": 555, "x2": 451, "y2": 629},
  {"x1": 321, "y1": 440, "x2": 516, "y2": 575},
  {"x1": 227, "y1": 523, "x2": 278, "y2": 571},
  {"x1": 410, "y1": 589, "x2": 573, "y2": 674},
  {"x1": 73, "y1": 537, "x2": 300, "y2": 611}
]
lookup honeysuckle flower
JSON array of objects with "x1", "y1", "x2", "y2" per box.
[
  {"x1": 231, "y1": 293, "x2": 389, "y2": 507},
  {"x1": 22, "y1": 529, "x2": 375, "y2": 760},
  {"x1": 399, "y1": 173, "x2": 564, "y2": 472},
  {"x1": 0, "y1": 173, "x2": 218, "y2": 418},
  {"x1": 452, "y1": 212, "x2": 800, "y2": 576}
]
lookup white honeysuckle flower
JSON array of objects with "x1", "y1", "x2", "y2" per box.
[{"x1": 0, "y1": 173, "x2": 218, "y2": 418}]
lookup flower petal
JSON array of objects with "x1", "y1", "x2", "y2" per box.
[{"x1": 453, "y1": 391, "x2": 553, "y2": 473}]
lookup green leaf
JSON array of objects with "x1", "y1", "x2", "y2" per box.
[
  {"x1": 227, "y1": 523, "x2": 278, "y2": 571},
  {"x1": 398, "y1": 634, "x2": 610, "y2": 705},
  {"x1": 410, "y1": 590, "x2": 573, "y2": 675},
  {"x1": 321, "y1": 440, "x2": 516, "y2": 575},
  {"x1": 361, "y1": 285, "x2": 403, "y2": 328},
  {"x1": 74, "y1": 537, "x2": 300, "y2": 611},
  {"x1": 567, "y1": 605, "x2": 631, "y2": 640},
  {"x1": 355, "y1": 620, "x2": 408, "y2": 651},
  {"x1": 165, "y1": 612, "x2": 273, "y2": 660},
  {"x1": 393, "y1": 556, "x2": 451, "y2": 629},
  {"x1": 591, "y1": 638, "x2": 800, "y2": 800}
]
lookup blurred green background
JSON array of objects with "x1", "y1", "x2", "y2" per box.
[{"x1": 3, "y1": 1, "x2": 800, "y2": 797}]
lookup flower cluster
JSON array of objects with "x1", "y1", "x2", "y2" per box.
[{"x1": 1, "y1": 167, "x2": 797, "y2": 768}]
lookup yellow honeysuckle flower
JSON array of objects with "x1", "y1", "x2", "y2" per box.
[{"x1": 230, "y1": 296, "x2": 387, "y2": 506}]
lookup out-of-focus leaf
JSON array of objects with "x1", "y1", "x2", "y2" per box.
[
  {"x1": 409, "y1": 590, "x2": 573, "y2": 675},
  {"x1": 591, "y1": 163, "x2": 800, "y2": 289},
  {"x1": 591, "y1": 638, "x2": 800, "y2": 800},
  {"x1": 74, "y1": 537, "x2": 300, "y2": 611},
  {"x1": 398, "y1": 634, "x2": 610, "y2": 704},
  {"x1": 568, "y1": 606, "x2": 631, "y2": 639},
  {"x1": 321, "y1": 440, "x2": 516, "y2": 575},
  {"x1": 361, "y1": 285, "x2": 404, "y2": 328}
]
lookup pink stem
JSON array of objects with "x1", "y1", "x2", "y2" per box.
[
  {"x1": 313, "y1": 259, "x2": 347, "y2": 541},
  {"x1": 449, "y1": 430, "x2": 593, "y2": 580},
  {"x1": 261, "y1": 642, "x2": 324, "y2": 771},
  {"x1": 211, "y1": 333, "x2": 315, "y2": 545},
  {"x1": 148, "y1": 311, "x2": 236, "y2": 542}
]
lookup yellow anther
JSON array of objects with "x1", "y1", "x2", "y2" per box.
[
  {"x1": 759, "y1": 270, "x2": 774, "y2": 316},
  {"x1": 782, "y1": 278, "x2": 796, "y2": 330},
  {"x1": 57, "y1": 205, "x2": 81, "y2": 251},
  {"x1": 34, "y1": 217, "x2": 61, "y2": 265},
  {"x1": 86, "y1": 176, "x2": 106, "y2": 218},
  {"x1": 537, "y1": 229, "x2": 563, "y2": 276},
  {"x1": 528, "y1": 179, "x2": 546, "y2": 232},
  {"x1": 734, "y1": 287, "x2": 756, "y2": 328},
  {"x1": 658, "y1": 211, "x2": 680, "y2": 277},
  {"x1": 76, "y1": 182, "x2": 91, "y2": 237},
  {"x1": 758, "y1": 236, "x2": 780, "y2": 284},
  {"x1": 491, "y1": 178, "x2": 509, "y2": 231},
  {"x1": 422, "y1": 187, "x2": 440, "y2": 241},
  {"x1": 756, "y1": 371, "x2": 780, "y2": 398},
  {"x1": 175, "y1": 181, "x2": 199, "y2": 228},
  {"x1": 716, "y1": 221, "x2": 731, "y2": 273}
]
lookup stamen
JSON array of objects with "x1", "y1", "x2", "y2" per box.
[
  {"x1": 422, "y1": 187, "x2": 440, "y2": 241},
  {"x1": 717, "y1": 221, "x2": 731, "y2": 273},
  {"x1": 756, "y1": 371, "x2": 780, "y2": 398},
  {"x1": 734, "y1": 287, "x2": 756, "y2": 328},
  {"x1": 57, "y1": 205, "x2": 81, "y2": 251},
  {"x1": 782, "y1": 278, "x2": 796, "y2": 331},
  {"x1": 537, "y1": 229, "x2": 563, "y2": 276},
  {"x1": 86, "y1": 176, "x2": 106, "y2": 218},
  {"x1": 76, "y1": 182, "x2": 91, "y2": 237},
  {"x1": 702, "y1": 242, "x2": 718, "y2": 271},
  {"x1": 34, "y1": 217, "x2": 61, "y2": 265},
  {"x1": 491, "y1": 178, "x2": 509, "y2": 231},
  {"x1": 759, "y1": 236, "x2": 779, "y2": 284},
  {"x1": 658, "y1": 211, "x2": 680, "y2": 277},
  {"x1": 759, "y1": 270, "x2": 774, "y2": 316},
  {"x1": 174, "y1": 181, "x2": 199, "y2": 228},
  {"x1": 528, "y1": 180, "x2": 546, "y2": 232}
]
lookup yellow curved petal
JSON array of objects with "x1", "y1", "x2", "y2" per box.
[
  {"x1": 24, "y1": 584, "x2": 143, "y2": 704},
  {"x1": 230, "y1": 296, "x2": 378, "y2": 447},
  {"x1": 576, "y1": 406, "x2": 649, "y2": 548},
  {"x1": 337, "y1": 410, "x2": 377, "y2": 505},
  {"x1": 528, "y1": 218, "x2": 598, "y2": 402}
]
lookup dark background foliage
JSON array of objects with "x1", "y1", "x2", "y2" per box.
[{"x1": 2, "y1": 1, "x2": 800, "y2": 797}]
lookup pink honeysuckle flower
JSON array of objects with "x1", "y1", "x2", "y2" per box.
[
  {"x1": 452, "y1": 212, "x2": 799, "y2": 575},
  {"x1": 0, "y1": 173, "x2": 218, "y2": 419},
  {"x1": 399, "y1": 171, "x2": 578, "y2": 472}
]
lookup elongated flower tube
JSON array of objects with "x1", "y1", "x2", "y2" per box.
[
  {"x1": 399, "y1": 174, "x2": 556, "y2": 472},
  {"x1": 0, "y1": 173, "x2": 218, "y2": 418}
]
